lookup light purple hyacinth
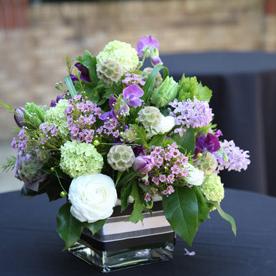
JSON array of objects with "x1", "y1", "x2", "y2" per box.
[
  {"x1": 122, "y1": 73, "x2": 145, "y2": 86},
  {"x1": 216, "y1": 140, "x2": 250, "y2": 172},
  {"x1": 136, "y1": 35, "x2": 160, "y2": 58},
  {"x1": 170, "y1": 99, "x2": 213, "y2": 135},
  {"x1": 123, "y1": 84, "x2": 144, "y2": 107}
]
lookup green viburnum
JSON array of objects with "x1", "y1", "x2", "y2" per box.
[
  {"x1": 45, "y1": 99, "x2": 69, "y2": 137},
  {"x1": 201, "y1": 173, "x2": 224, "y2": 203},
  {"x1": 178, "y1": 76, "x2": 212, "y2": 102},
  {"x1": 151, "y1": 76, "x2": 178, "y2": 107},
  {"x1": 96, "y1": 40, "x2": 139, "y2": 82},
  {"x1": 60, "y1": 141, "x2": 103, "y2": 178}
]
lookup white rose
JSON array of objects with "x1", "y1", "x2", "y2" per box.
[
  {"x1": 68, "y1": 174, "x2": 117, "y2": 223},
  {"x1": 154, "y1": 115, "x2": 175, "y2": 134},
  {"x1": 185, "y1": 164, "x2": 205, "y2": 186}
]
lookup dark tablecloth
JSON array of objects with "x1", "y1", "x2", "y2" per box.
[
  {"x1": 0, "y1": 189, "x2": 275, "y2": 276},
  {"x1": 161, "y1": 52, "x2": 276, "y2": 196}
]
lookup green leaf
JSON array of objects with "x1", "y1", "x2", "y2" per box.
[
  {"x1": 1, "y1": 156, "x2": 16, "y2": 172},
  {"x1": 196, "y1": 85, "x2": 212, "y2": 102},
  {"x1": 86, "y1": 219, "x2": 106, "y2": 235},
  {"x1": 163, "y1": 187, "x2": 198, "y2": 246},
  {"x1": 132, "y1": 125, "x2": 148, "y2": 146},
  {"x1": 149, "y1": 134, "x2": 165, "y2": 147},
  {"x1": 64, "y1": 76, "x2": 77, "y2": 97},
  {"x1": 129, "y1": 184, "x2": 144, "y2": 223},
  {"x1": 0, "y1": 99, "x2": 14, "y2": 113},
  {"x1": 143, "y1": 65, "x2": 168, "y2": 103},
  {"x1": 77, "y1": 50, "x2": 98, "y2": 83},
  {"x1": 216, "y1": 205, "x2": 237, "y2": 236},
  {"x1": 120, "y1": 181, "x2": 133, "y2": 211},
  {"x1": 195, "y1": 187, "x2": 210, "y2": 223},
  {"x1": 117, "y1": 171, "x2": 139, "y2": 188},
  {"x1": 172, "y1": 128, "x2": 195, "y2": 154},
  {"x1": 56, "y1": 203, "x2": 83, "y2": 249}
]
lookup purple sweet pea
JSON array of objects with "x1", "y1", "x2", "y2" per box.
[
  {"x1": 70, "y1": 63, "x2": 91, "y2": 82},
  {"x1": 50, "y1": 94, "x2": 64, "y2": 107},
  {"x1": 133, "y1": 155, "x2": 154, "y2": 174},
  {"x1": 136, "y1": 35, "x2": 160, "y2": 58},
  {"x1": 123, "y1": 84, "x2": 144, "y2": 107},
  {"x1": 195, "y1": 133, "x2": 220, "y2": 155}
]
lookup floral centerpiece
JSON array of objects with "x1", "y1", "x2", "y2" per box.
[{"x1": 1, "y1": 35, "x2": 250, "y2": 272}]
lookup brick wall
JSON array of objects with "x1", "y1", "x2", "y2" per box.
[{"x1": 0, "y1": 0, "x2": 275, "y2": 140}]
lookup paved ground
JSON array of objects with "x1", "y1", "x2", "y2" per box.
[{"x1": 0, "y1": 141, "x2": 22, "y2": 193}]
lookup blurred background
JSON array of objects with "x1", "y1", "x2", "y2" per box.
[{"x1": 0, "y1": 0, "x2": 276, "y2": 194}]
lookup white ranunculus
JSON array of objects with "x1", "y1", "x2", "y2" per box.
[
  {"x1": 155, "y1": 115, "x2": 175, "y2": 134},
  {"x1": 68, "y1": 174, "x2": 117, "y2": 223},
  {"x1": 185, "y1": 164, "x2": 205, "y2": 186}
]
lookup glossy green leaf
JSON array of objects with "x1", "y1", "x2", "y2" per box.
[
  {"x1": 163, "y1": 187, "x2": 198, "y2": 246},
  {"x1": 56, "y1": 202, "x2": 83, "y2": 249},
  {"x1": 217, "y1": 205, "x2": 237, "y2": 236},
  {"x1": 172, "y1": 128, "x2": 195, "y2": 154},
  {"x1": 120, "y1": 181, "x2": 133, "y2": 211},
  {"x1": 86, "y1": 219, "x2": 106, "y2": 235},
  {"x1": 129, "y1": 184, "x2": 144, "y2": 223},
  {"x1": 195, "y1": 187, "x2": 210, "y2": 223},
  {"x1": 77, "y1": 50, "x2": 98, "y2": 83}
]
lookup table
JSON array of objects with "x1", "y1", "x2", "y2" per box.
[
  {"x1": 161, "y1": 52, "x2": 276, "y2": 196},
  {"x1": 0, "y1": 189, "x2": 275, "y2": 276}
]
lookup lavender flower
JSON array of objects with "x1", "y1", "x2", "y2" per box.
[
  {"x1": 216, "y1": 140, "x2": 250, "y2": 172},
  {"x1": 170, "y1": 99, "x2": 213, "y2": 134},
  {"x1": 39, "y1": 123, "x2": 59, "y2": 144},
  {"x1": 122, "y1": 73, "x2": 145, "y2": 86},
  {"x1": 11, "y1": 128, "x2": 28, "y2": 152},
  {"x1": 195, "y1": 133, "x2": 220, "y2": 155},
  {"x1": 123, "y1": 84, "x2": 144, "y2": 107}
]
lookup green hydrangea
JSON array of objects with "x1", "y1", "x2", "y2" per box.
[
  {"x1": 201, "y1": 173, "x2": 224, "y2": 203},
  {"x1": 45, "y1": 99, "x2": 69, "y2": 137},
  {"x1": 96, "y1": 40, "x2": 139, "y2": 81},
  {"x1": 60, "y1": 141, "x2": 103, "y2": 178}
]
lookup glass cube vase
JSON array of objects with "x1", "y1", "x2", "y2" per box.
[{"x1": 68, "y1": 205, "x2": 175, "y2": 273}]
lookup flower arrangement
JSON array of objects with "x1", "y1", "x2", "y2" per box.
[{"x1": 1, "y1": 35, "x2": 250, "y2": 249}]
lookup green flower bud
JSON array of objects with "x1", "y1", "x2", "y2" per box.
[
  {"x1": 151, "y1": 76, "x2": 178, "y2": 107},
  {"x1": 60, "y1": 191, "x2": 68, "y2": 198}
]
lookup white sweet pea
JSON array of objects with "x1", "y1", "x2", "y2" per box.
[
  {"x1": 155, "y1": 115, "x2": 175, "y2": 134},
  {"x1": 185, "y1": 164, "x2": 205, "y2": 186},
  {"x1": 68, "y1": 174, "x2": 117, "y2": 223}
]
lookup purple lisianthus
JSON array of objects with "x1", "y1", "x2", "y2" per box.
[
  {"x1": 136, "y1": 35, "x2": 160, "y2": 58},
  {"x1": 123, "y1": 84, "x2": 144, "y2": 107},
  {"x1": 195, "y1": 133, "x2": 220, "y2": 155},
  {"x1": 70, "y1": 63, "x2": 91, "y2": 82},
  {"x1": 14, "y1": 107, "x2": 25, "y2": 127},
  {"x1": 133, "y1": 155, "x2": 154, "y2": 174}
]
